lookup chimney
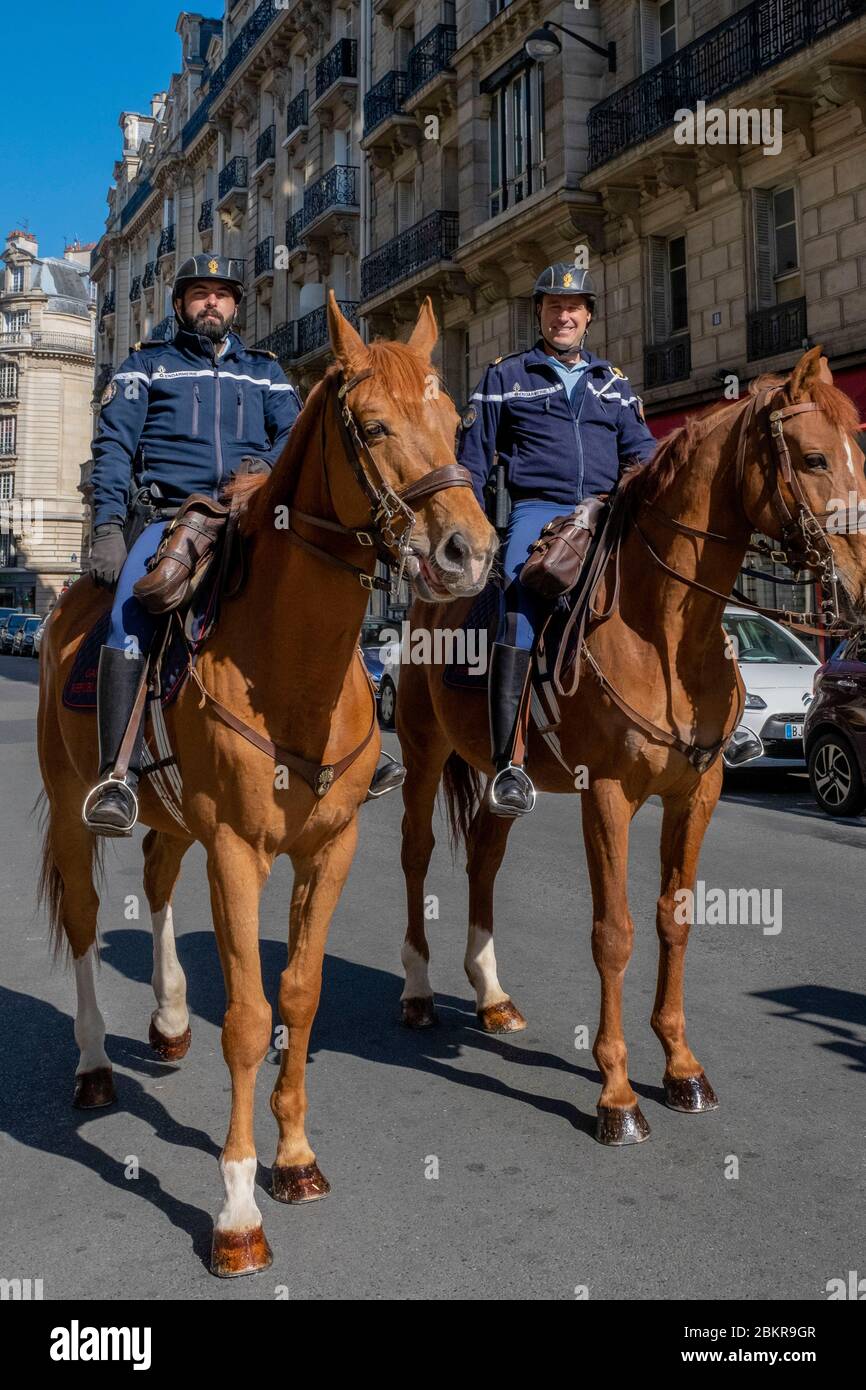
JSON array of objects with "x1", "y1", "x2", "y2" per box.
[{"x1": 7, "y1": 229, "x2": 38, "y2": 257}]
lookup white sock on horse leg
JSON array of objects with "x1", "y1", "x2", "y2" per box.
[
  {"x1": 73, "y1": 946, "x2": 112, "y2": 1074},
  {"x1": 150, "y1": 905, "x2": 189, "y2": 1039}
]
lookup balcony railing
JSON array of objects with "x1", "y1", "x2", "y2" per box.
[
  {"x1": 208, "y1": 0, "x2": 279, "y2": 100},
  {"x1": 100, "y1": 291, "x2": 116, "y2": 318},
  {"x1": 315, "y1": 37, "x2": 357, "y2": 99},
  {"x1": 297, "y1": 300, "x2": 359, "y2": 357},
  {"x1": 255, "y1": 322, "x2": 296, "y2": 360},
  {"x1": 157, "y1": 225, "x2": 176, "y2": 259},
  {"x1": 255, "y1": 123, "x2": 276, "y2": 167},
  {"x1": 286, "y1": 209, "x2": 306, "y2": 249},
  {"x1": 286, "y1": 89, "x2": 308, "y2": 136},
  {"x1": 255, "y1": 236, "x2": 274, "y2": 277},
  {"x1": 129, "y1": 276, "x2": 142, "y2": 303},
  {"x1": 587, "y1": 0, "x2": 865, "y2": 169},
  {"x1": 304, "y1": 164, "x2": 358, "y2": 223},
  {"x1": 219, "y1": 156, "x2": 248, "y2": 199},
  {"x1": 406, "y1": 24, "x2": 457, "y2": 98},
  {"x1": 0, "y1": 331, "x2": 94, "y2": 356},
  {"x1": 747, "y1": 297, "x2": 807, "y2": 360},
  {"x1": 120, "y1": 178, "x2": 154, "y2": 229},
  {"x1": 143, "y1": 261, "x2": 156, "y2": 288},
  {"x1": 181, "y1": 96, "x2": 213, "y2": 150},
  {"x1": 360, "y1": 209, "x2": 459, "y2": 300},
  {"x1": 364, "y1": 70, "x2": 409, "y2": 135},
  {"x1": 644, "y1": 336, "x2": 691, "y2": 388},
  {"x1": 152, "y1": 317, "x2": 175, "y2": 342},
  {"x1": 198, "y1": 200, "x2": 213, "y2": 232}
]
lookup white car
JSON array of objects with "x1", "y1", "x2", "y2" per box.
[{"x1": 722, "y1": 606, "x2": 819, "y2": 770}]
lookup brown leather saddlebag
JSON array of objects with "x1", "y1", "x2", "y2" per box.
[
  {"x1": 133, "y1": 494, "x2": 229, "y2": 615},
  {"x1": 519, "y1": 494, "x2": 608, "y2": 600}
]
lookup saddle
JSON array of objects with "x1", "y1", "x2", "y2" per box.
[{"x1": 133, "y1": 493, "x2": 235, "y2": 616}]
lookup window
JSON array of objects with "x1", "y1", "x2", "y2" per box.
[
  {"x1": 754, "y1": 186, "x2": 801, "y2": 306},
  {"x1": 334, "y1": 124, "x2": 353, "y2": 167},
  {"x1": 3, "y1": 310, "x2": 29, "y2": 332},
  {"x1": 487, "y1": 0, "x2": 511, "y2": 20},
  {"x1": 0, "y1": 471, "x2": 13, "y2": 499},
  {"x1": 640, "y1": 0, "x2": 677, "y2": 71},
  {"x1": 649, "y1": 234, "x2": 688, "y2": 342},
  {"x1": 396, "y1": 23, "x2": 415, "y2": 67},
  {"x1": 10, "y1": 267, "x2": 24, "y2": 293},
  {"x1": 489, "y1": 64, "x2": 546, "y2": 218},
  {"x1": 0, "y1": 364, "x2": 17, "y2": 399},
  {"x1": 0, "y1": 418, "x2": 16, "y2": 455}
]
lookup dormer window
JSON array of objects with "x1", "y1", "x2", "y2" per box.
[{"x1": 10, "y1": 267, "x2": 24, "y2": 294}]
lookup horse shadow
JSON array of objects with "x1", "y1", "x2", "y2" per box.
[{"x1": 750, "y1": 984, "x2": 866, "y2": 1074}]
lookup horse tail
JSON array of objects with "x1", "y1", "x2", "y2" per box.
[
  {"x1": 34, "y1": 789, "x2": 104, "y2": 961},
  {"x1": 440, "y1": 751, "x2": 483, "y2": 854}
]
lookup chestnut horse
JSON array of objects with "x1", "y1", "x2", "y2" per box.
[
  {"x1": 37, "y1": 294, "x2": 496, "y2": 1275},
  {"x1": 396, "y1": 347, "x2": 866, "y2": 1144}
]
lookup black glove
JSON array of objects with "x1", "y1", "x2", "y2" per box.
[{"x1": 89, "y1": 522, "x2": 127, "y2": 588}]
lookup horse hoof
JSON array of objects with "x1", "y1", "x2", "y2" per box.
[
  {"x1": 477, "y1": 999, "x2": 527, "y2": 1033},
  {"x1": 595, "y1": 1103, "x2": 651, "y2": 1146},
  {"x1": 149, "y1": 1019, "x2": 192, "y2": 1062},
  {"x1": 73, "y1": 1068, "x2": 116, "y2": 1109},
  {"x1": 664, "y1": 1072, "x2": 719, "y2": 1113},
  {"x1": 270, "y1": 1162, "x2": 331, "y2": 1204},
  {"x1": 401, "y1": 997, "x2": 438, "y2": 1029},
  {"x1": 210, "y1": 1225, "x2": 273, "y2": 1278}
]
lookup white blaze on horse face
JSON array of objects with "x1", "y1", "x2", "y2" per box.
[
  {"x1": 400, "y1": 941, "x2": 432, "y2": 1001},
  {"x1": 150, "y1": 905, "x2": 189, "y2": 1039},
  {"x1": 464, "y1": 925, "x2": 508, "y2": 1009},
  {"x1": 843, "y1": 433, "x2": 855, "y2": 479},
  {"x1": 215, "y1": 1156, "x2": 262, "y2": 1233},
  {"x1": 73, "y1": 947, "x2": 111, "y2": 1075}
]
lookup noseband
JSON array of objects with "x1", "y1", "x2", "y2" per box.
[{"x1": 285, "y1": 367, "x2": 474, "y2": 599}]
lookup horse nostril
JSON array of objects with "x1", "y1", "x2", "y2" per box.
[{"x1": 437, "y1": 529, "x2": 471, "y2": 571}]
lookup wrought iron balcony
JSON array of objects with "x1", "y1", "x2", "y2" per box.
[
  {"x1": 120, "y1": 178, "x2": 154, "y2": 230},
  {"x1": 129, "y1": 277, "x2": 142, "y2": 303},
  {"x1": 151, "y1": 316, "x2": 175, "y2": 342},
  {"x1": 297, "y1": 300, "x2": 359, "y2": 357},
  {"x1": 255, "y1": 236, "x2": 274, "y2": 277},
  {"x1": 219, "y1": 156, "x2": 249, "y2": 200},
  {"x1": 747, "y1": 297, "x2": 807, "y2": 360},
  {"x1": 304, "y1": 165, "x2": 359, "y2": 226},
  {"x1": 157, "y1": 224, "x2": 176, "y2": 259},
  {"x1": 360, "y1": 210, "x2": 459, "y2": 301},
  {"x1": 587, "y1": 0, "x2": 865, "y2": 170},
  {"x1": 286, "y1": 210, "x2": 306, "y2": 250},
  {"x1": 182, "y1": 97, "x2": 212, "y2": 150},
  {"x1": 255, "y1": 123, "x2": 276, "y2": 168},
  {"x1": 143, "y1": 261, "x2": 156, "y2": 288},
  {"x1": 644, "y1": 336, "x2": 691, "y2": 388},
  {"x1": 364, "y1": 70, "x2": 409, "y2": 135},
  {"x1": 100, "y1": 291, "x2": 116, "y2": 318},
  {"x1": 286, "y1": 89, "x2": 308, "y2": 139},
  {"x1": 208, "y1": 0, "x2": 279, "y2": 100},
  {"x1": 198, "y1": 200, "x2": 213, "y2": 232},
  {"x1": 315, "y1": 38, "x2": 357, "y2": 99},
  {"x1": 406, "y1": 24, "x2": 457, "y2": 98},
  {"x1": 255, "y1": 321, "x2": 296, "y2": 361}
]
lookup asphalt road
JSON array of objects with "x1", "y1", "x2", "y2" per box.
[{"x1": 1, "y1": 653, "x2": 864, "y2": 1301}]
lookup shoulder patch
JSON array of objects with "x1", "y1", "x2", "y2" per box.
[
  {"x1": 461, "y1": 404, "x2": 477, "y2": 429},
  {"x1": 100, "y1": 379, "x2": 117, "y2": 407}
]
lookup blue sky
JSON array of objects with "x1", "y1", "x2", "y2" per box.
[{"x1": 1, "y1": 1, "x2": 204, "y2": 260}]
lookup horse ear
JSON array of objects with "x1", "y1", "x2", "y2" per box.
[
  {"x1": 407, "y1": 296, "x2": 438, "y2": 361},
  {"x1": 327, "y1": 289, "x2": 370, "y2": 376},
  {"x1": 788, "y1": 345, "x2": 827, "y2": 401}
]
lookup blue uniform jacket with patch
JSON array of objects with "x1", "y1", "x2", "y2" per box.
[
  {"x1": 457, "y1": 342, "x2": 657, "y2": 507},
  {"x1": 90, "y1": 325, "x2": 302, "y2": 528}
]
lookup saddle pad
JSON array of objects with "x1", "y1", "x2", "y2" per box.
[{"x1": 442, "y1": 581, "x2": 503, "y2": 689}]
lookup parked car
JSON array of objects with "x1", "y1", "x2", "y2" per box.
[
  {"x1": 721, "y1": 606, "x2": 819, "y2": 771},
  {"x1": 360, "y1": 641, "x2": 400, "y2": 730},
  {"x1": 0, "y1": 607, "x2": 21, "y2": 627},
  {"x1": 32, "y1": 614, "x2": 49, "y2": 659},
  {"x1": 804, "y1": 630, "x2": 866, "y2": 816},
  {"x1": 0, "y1": 612, "x2": 32, "y2": 654},
  {"x1": 13, "y1": 615, "x2": 42, "y2": 657}
]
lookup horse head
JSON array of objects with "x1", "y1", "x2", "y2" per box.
[{"x1": 325, "y1": 292, "x2": 497, "y2": 601}]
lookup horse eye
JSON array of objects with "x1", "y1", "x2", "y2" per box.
[
  {"x1": 804, "y1": 453, "x2": 827, "y2": 470},
  {"x1": 364, "y1": 420, "x2": 387, "y2": 438}
]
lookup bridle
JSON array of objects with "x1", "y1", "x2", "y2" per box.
[{"x1": 284, "y1": 366, "x2": 474, "y2": 600}]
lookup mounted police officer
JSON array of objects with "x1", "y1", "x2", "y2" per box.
[
  {"x1": 457, "y1": 262, "x2": 657, "y2": 817},
  {"x1": 83, "y1": 253, "x2": 302, "y2": 835}
]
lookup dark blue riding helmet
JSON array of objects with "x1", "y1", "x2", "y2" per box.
[
  {"x1": 172, "y1": 254, "x2": 246, "y2": 306},
  {"x1": 533, "y1": 263, "x2": 597, "y2": 312}
]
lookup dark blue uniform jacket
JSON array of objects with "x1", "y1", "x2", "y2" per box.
[{"x1": 90, "y1": 325, "x2": 301, "y2": 527}]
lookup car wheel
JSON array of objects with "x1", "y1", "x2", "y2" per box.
[
  {"x1": 378, "y1": 677, "x2": 396, "y2": 729},
  {"x1": 808, "y1": 733, "x2": 866, "y2": 817}
]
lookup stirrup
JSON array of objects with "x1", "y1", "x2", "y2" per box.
[
  {"x1": 364, "y1": 752, "x2": 407, "y2": 802},
  {"x1": 82, "y1": 775, "x2": 140, "y2": 837},
  {"x1": 489, "y1": 764, "x2": 536, "y2": 818}
]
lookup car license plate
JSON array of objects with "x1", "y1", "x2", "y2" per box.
[{"x1": 784, "y1": 722, "x2": 804, "y2": 740}]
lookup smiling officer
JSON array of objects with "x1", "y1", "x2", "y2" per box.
[{"x1": 457, "y1": 262, "x2": 657, "y2": 816}]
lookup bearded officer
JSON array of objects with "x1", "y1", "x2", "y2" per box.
[
  {"x1": 83, "y1": 254, "x2": 302, "y2": 834},
  {"x1": 457, "y1": 263, "x2": 657, "y2": 817}
]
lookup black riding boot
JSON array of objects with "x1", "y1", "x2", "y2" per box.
[
  {"x1": 488, "y1": 642, "x2": 536, "y2": 817},
  {"x1": 82, "y1": 646, "x2": 146, "y2": 836},
  {"x1": 365, "y1": 752, "x2": 407, "y2": 802}
]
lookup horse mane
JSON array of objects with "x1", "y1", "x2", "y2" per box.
[
  {"x1": 224, "y1": 336, "x2": 440, "y2": 535},
  {"x1": 618, "y1": 368, "x2": 862, "y2": 509}
]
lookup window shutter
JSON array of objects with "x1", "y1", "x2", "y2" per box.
[
  {"x1": 753, "y1": 189, "x2": 775, "y2": 309},
  {"x1": 649, "y1": 236, "x2": 669, "y2": 343},
  {"x1": 511, "y1": 298, "x2": 535, "y2": 351},
  {"x1": 640, "y1": 0, "x2": 661, "y2": 72}
]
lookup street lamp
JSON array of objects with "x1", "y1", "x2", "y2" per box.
[{"x1": 524, "y1": 21, "x2": 617, "y2": 73}]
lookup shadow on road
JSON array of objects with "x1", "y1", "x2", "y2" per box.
[
  {"x1": 0, "y1": 655, "x2": 40, "y2": 686},
  {"x1": 750, "y1": 984, "x2": 866, "y2": 1074}
]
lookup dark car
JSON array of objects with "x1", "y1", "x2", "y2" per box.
[
  {"x1": 804, "y1": 630, "x2": 866, "y2": 816},
  {"x1": 0, "y1": 607, "x2": 21, "y2": 625},
  {"x1": 13, "y1": 616, "x2": 42, "y2": 657},
  {"x1": 0, "y1": 612, "x2": 30, "y2": 654}
]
